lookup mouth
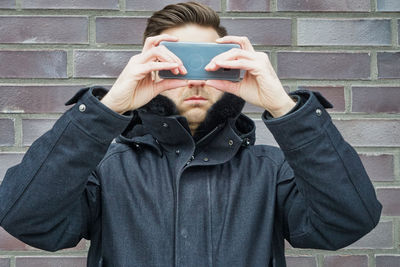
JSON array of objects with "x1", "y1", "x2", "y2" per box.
[{"x1": 184, "y1": 96, "x2": 207, "y2": 102}]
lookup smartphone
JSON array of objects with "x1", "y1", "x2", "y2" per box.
[{"x1": 158, "y1": 41, "x2": 243, "y2": 82}]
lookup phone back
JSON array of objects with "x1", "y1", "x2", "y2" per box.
[{"x1": 158, "y1": 41, "x2": 242, "y2": 82}]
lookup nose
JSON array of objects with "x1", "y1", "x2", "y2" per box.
[{"x1": 187, "y1": 80, "x2": 206, "y2": 88}]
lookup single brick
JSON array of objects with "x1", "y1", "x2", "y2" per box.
[
  {"x1": 96, "y1": 17, "x2": 148, "y2": 45},
  {"x1": 0, "y1": 153, "x2": 24, "y2": 182},
  {"x1": 254, "y1": 120, "x2": 278, "y2": 147},
  {"x1": 0, "y1": 227, "x2": 29, "y2": 250},
  {"x1": 332, "y1": 120, "x2": 400, "y2": 147},
  {"x1": 352, "y1": 86, "x2": 400, "y2": 113},
  {"x1": 376, "y1": 255, "x2": 400, "y2": 267},
  {"x1": 359, "y1": 154, "x2": 395, "y2": 182},
  {"x1": 298, "y1": 19, "x2": 391, "y2": 46},
  {"x1": 221, "y1": 18, "x2": 292, "y2": 46},
  {"x1": 0, "y1": 85, "x2": 84, "y2": 113},
  {"x1": 296, "y1": 86, "x2": 345, "y2": 112},
  {"x1": 15, "y1": 256, "x2": 86, "y2": 267},
  {"x1": 0, "y1": 16, "x2": 88, "y2": 44},
  {"x1": 377, "y1": 0, "x2": 400, "y2": 11},
  {"x1": 286, "y1": 256, "x2": 317, "y2": 267},
  {"x1": 74, "y1": 50, "x2": 139, "y2": 78},
  {"x1": 377, "y1": 52, "x2": 400, "y2": 79},
  {"x1": 0, "y1": 258, "x2": 10, "y2": 267},
  {"x1": 22, "y1": 119, "x2": 56, "y2": 146},
  {"x1": 21, "y1": 0, "x2": 119, "y2": 9},
  {"x1": 377, "y1": 188, "x2": 400, "y2": 216},
  {"x1": 0, "y1": 0, "x2": 14, "y2": 9},
  {"x1": 277, "y1": 0, "x2": 370, "y2": 12},
  {"x1": 126, "y1": 0, "x2": 221, "y2": 11},
  {"x1": 277, "y1": 52, "x2": 370, "y2": 80},
  {"x1": 346, "y1": 221, "x2": 393, "y2": 249},
  {"x1": 226, "y1": 0, "x2": 270, "y2": 11},
  {"x1": 0, "y1": 51, "x2": 67, "y2": 78},
  {"x1": 324, "y1": 255, "x2": 368, "y2": 267},
  {"x1": 0, "y1": 119, "x2": 14, "y2": 146}
]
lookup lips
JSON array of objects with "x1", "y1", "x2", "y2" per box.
[{"x1": 184, "y1": 96, "x2": 207, "y2": 101}]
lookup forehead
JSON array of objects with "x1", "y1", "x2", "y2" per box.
[{"x1": 161, "y1": 24, "x2": 220, "y2": 42}]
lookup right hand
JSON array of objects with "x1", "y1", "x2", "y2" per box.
[{"x1": 101, "y1": 34, "x2": 187, "y2": 114}]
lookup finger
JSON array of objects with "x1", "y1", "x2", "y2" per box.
[
  {"x1": 143, "y1": 34, "x2": 179, "y2": 52},
  {"x1": 212, "y1": 59, "x2": 255, "y2": 71},
  {"x1": 158, "y1": 45, "x2": 187, "y2": 75},
  {"x1": 205, "y1": 80, "x2": 240, "y2": 95},
  {"x1": 142, "y1": 62, "x2": 180, "y2": 74},
  {"x1": 139, "y1": 46, "x2": 187, "y2": 75},
  {"x1": 216, "y1": 36, "x2": 255, "y2": 52},
  {"x1": 154, "y1": 79, "x2": 187, "y2": 94},
  {"x1": 205, "y1": 49, "x2": 255, "y2": 71}
]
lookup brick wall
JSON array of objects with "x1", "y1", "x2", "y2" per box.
[{"x1": 0, "y1": 0, "x2": 399, "y2": 266}]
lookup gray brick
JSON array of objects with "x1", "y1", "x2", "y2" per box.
[
  {"x1": 277, "y1": 52, "x2": 370, "y2": 80},
  {"x1": 0, "y1": 119, "x2": 14, "y2": 146},
  {"x1": 296, "y1": 86, "x2": 345, "y2": 112},
  {"x1": 15, "y1": 257, "x2": 86, "y2": 267},
  {"x1": 376, "y1": 255, "x2": 400, "y2": 267},
  {"x1": 377, "y1": 0, "x2": 400, "y2": 11},
  {"x1": 286, "y1": 256, "x2": 317, "y2": 267},
  {"x1": 227, "y1": 0, "x2": 270, "y2": 11},
  {"x1": 221, "y1": 18, "x2": 292, "y2": 46},
  {"x1": 277, "y1": 0, "x2": 370, "y2": 12},
  {"x1": 0, "y1": 85, "x2": 84, "y2": 113},
  {"x1": 352, "y1": 86, "x2": 400, "y2": 113},
  {"x1": 74, "y1": 50, "x2": 139, "y2": 78},
  {"x1": 346, "y1": 221, "x2": 393, "y2": 249},
  {"x1": 377, "y1": 52, "x2": 400, "y2": 79},
  {"x1": 0, "y1": 227, "x2": 29, "y2": 250},
  {"x1": 21, "y1": 0, "x2": 119, "y2": 10},
  {"x1": 324, "y1": 255, "x2": 368, "y2": 267},
  {"x1": 96, "y1": 17, "x2": 148, "y2": 45},
  {"x1": 22, "y1": 119, "x2": 56, "y2": 146},
  {"x1": 0, "y1": 0, "x2": 14, "y2": 9},
  {"x1": 0, "y1": 51, "x2": 67, "y2": 78},
  {"x1": 0, "y1": 153, "x2": 24, "y2": 182},
  {"x1": 126, "y1": 0, "x2": 221, "y2": 11},
  {"x1": 332, "y1": 120, "x2": 400, "y2": 147},
  {"x1": 359, "y1": 154, "x2": 395, "y2": 182},
  {"x1": 298, "y1": 19, "x2": 391, "y2": 46},
  {"x1": 377, "y1": 188, "x2": 400, "y2": 216},
  {"x1": 0, "y1": 258, "x2": 10, "y2": 267},
  {"x1": 0, "y1": 16, "x2": 88, "y2": 44},
  {"x1": 398, "y1": 20, "x2": 400, "y2": 45}
]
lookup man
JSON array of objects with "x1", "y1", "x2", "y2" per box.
[{"x1": 0, "y1": 2, "x2": 381, "y2": 267}]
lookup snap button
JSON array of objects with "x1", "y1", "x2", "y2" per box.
[
  {"x1": 162, "y1": 122, "x2": 168, "y2": 128},
  {"x1": 180, "y1": 228, "x2": 188, "y2": 238},
  {"x1": 79, "y1": 104, "x2": 86, "y2": 112},
  {"x1": 228, "y1": 139, "x2": 234, "y2": 146},
  {"x1": 203, "y1": 157, "x2": 209, "y2": 162},
  {"x1": 316, "y1": 108, "x2": 322, "y2": 116},
  {"x1": 175, "y1": 150, "x2": 180, "y2": 154}
]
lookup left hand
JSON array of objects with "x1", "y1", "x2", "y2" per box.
[{"x1": 204, "y1": 36, "x2": 296, "y2": 118}]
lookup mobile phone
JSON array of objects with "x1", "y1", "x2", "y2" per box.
[{"x1": 158, "y1": 41, "x2": 243, "y2": 82}]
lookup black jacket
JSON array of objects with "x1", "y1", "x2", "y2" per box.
[{"x1": 0, "y1": 86, "x2": 382, "y2": 267}]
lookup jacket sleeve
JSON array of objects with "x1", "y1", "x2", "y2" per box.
[
  {"x1": 0, "y1": 86, "x2": 133, "y2": 251},
  {"x1": 264, "y1": 90, "x2": 382, "y2": 250}
]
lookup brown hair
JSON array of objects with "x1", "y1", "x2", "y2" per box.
[{"x1": 143, "y1": 2, "x2": 227, "y2": 44}]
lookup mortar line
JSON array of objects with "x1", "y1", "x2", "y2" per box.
[
  {"x1": 14, "y1": 115, "x2": 22, "y2": 148},
  {"x1": 371, "y1": 50, "x2": 378, "y2": 80},
  {"x1": 221, "y1": 0, "x2": 227, "y2": 14},
  {"x1": 392, "y1": 18, "x2": 399, "y2": 47},
  {"x1": 119, "y1": 0, "x2": 125, "y2": 12},
  {"x1": 271, "y1": 0, "x2": 277, "y2": 13}
]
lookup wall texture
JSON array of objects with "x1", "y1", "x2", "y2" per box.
[{"x1": 0, "y1": 0, "x2": 399, "y2": 266}]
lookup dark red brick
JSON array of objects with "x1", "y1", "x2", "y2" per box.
[
  {"x1": 74, "y1": 50, "x2": 139, "y2": 78},
  {"x1": 296, "y1": 86, "x2": 345, "y2": 112},
  {"x1": 324, "y1": 255, "x2": 368, "y2": 267},
  {"x1": 352, "y1": 86, "x2": 400, "y2": 113},
  {"x1": 377, "y1": 188, "x2": 400, "y2": 216},
  {"x1": 359, "y1": 154, "x2": 394, "y2": 182},
  {"x1": 221, "y1": 18, "x2": 292, "y2": 46},
  {"x1": 277, "y1": 0, "x2": 370, "y2": 11},
  {"x1": 0, "y1": 153, "x2": 24, "y2": 182},
  {"x1": 377, "y1": 0, "x2": 400, "y2": 11},
  {"x1": 376, "y1": 255, "x2": 400, "y2": 267},
  {"x1": 0, "y1": 0, "x2": 14, "y2": 9},
  {"x1": 0, "y1": 119, "x2": 14, "y2": 146},
  {"x1": 0, "y1": 258, "x2": 10, "y2": 267},
  {"x1": 0, "y1": 85, "x2": 84, "y2": 113},
  {"x1": 126, "y1": 0, "x2": 221, "y2": 11},
  {"x1": 0, "y1": 51, "x2": 67, "y2": 78},
  {"x1": 15, "y1": 256, "x2": 86, "y2": 267},
  {"x1": 96, "y1": 17, "x2": 148, "y2": 45},
  {"x1": 22, "y1": 119, "x2": 56, "y2": 146},
  {"x1": 286, "y1": 256, "x2": 316, "y2": 267},
  {"x1": 227, "y1": 0, "x2": 270, "y2": 11},
  {"x1": 21, "y1": 0, "x2": 118, "y2": 9},
  {"x1": 277, "y1": 52, "x2": 370, "y2": 80},
  {"x1": 297, "y1": 19, "x2": 391, "y2": 46},
  {"x1": 332, "y1": 120, "x2": 400, "y2": 147},
  {"x1": 0, "y1": 16, "x2": 88, "y2": 44},
  {"x1": 377, "y1": 52, "x2": 400, "y2": 79},
  {"x1": 346, "y1": 221, "x2": 393, "y2": 249}
]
